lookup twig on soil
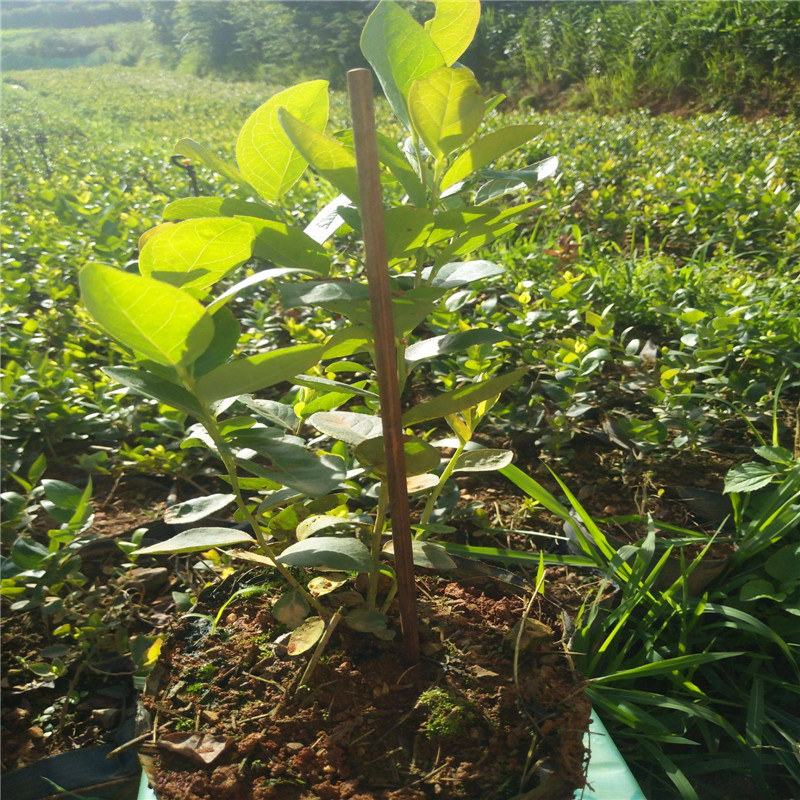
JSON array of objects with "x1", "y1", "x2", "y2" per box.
[
  {"x1": 106, "y1": 722, "x2": 171, "y2": 759},
  {"x1": 513, "y1": 571, "x2": 547, "y2": 691}
]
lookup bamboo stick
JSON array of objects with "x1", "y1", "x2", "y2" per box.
[{"x1": 347, "y1": 67, "x2": 419, "y2": 664}]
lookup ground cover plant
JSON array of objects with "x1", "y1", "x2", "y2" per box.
[{"x1": 2, "y1": 3, "x2": 800, "y2": 799}]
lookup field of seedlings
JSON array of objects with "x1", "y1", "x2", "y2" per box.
[{"x1": 2, "y1": 52, "x2": 799, "y2": 800}]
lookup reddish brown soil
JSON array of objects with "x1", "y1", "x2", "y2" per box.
[{"x1": 139, "y1": 581, "x2": 590, "y2": 800}]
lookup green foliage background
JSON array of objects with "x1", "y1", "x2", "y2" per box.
[{"x1": 3, "y1": 1, "x2": 799, "y2": 113}]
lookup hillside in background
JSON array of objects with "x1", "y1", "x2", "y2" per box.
[{"x1": 3, "y1": 0, "x2": 800, "y2": 115}]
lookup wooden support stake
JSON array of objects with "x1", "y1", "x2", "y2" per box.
[{"x1": 347, "y1": 67, "x2": 419, "y2": 664}]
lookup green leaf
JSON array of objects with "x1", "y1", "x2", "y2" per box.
[
  {"x1": 163, "y1": 493, "x2": 237, "y2": 525},
  {"x1": 80, "y1": 263, "x2": 214, "y2": 368},
  {"x1": 409, "y1": 66, "x2": 484, "y2": 160},
  {"x1": 240, "y1": 448, "x2": 345, "y2": 498},
  {"x1": 298, "y1": 389, "x2": 356, "y2": 418},
  {"x1": 345, "y1": 608, "x2": 392, "y2": 636},
  {"x1": 296, "y1": 515, "x2": 364, "y2": 541},
  {"x1": 163, "y1": 196, "x2": 279, "y2": 223},
  {"x1": 236, "y1": 80, "x2": 329, "y2": 202},
  {"x1": 385, "y1": 207, "x2": 435, "y2": 262},
  {"x1": 739, "y1": 579, "x2": 784, "y2": 603},
  {"x1": 475, "y1": 156, "x2": 559, "y2": 204},
  {"x1": 174, "y1": 138, "x2": 258, "y2": 197},
  {"x1": 438, "y1": 204, "x2": 536, "y2": 260},
  {"x1": 135, "y1": 527, "x2": 255, "y2": 555},
  {"x1": 422, "y1": 259, "x2": 505, "y2": 288},
  {"x1": 764, "y1": 543, "x2": 800, "y2": 583},
  {"x1": 753, "y1": 445, "x2": 794, "y2": 464},
  {"x1": 441, "y1": 125, "x2": 543, "y2": 190},
  {"x1": 376, "y1": 132, "x2": 427, "y2": 207},
  {"x1": 308, "y1": 411, "x2": 383, "y2": 446},
  {"x1": 280, "y1": 279, "x2": 370, "y2": 308},
  {"x1": 41, "y1": 479, "x2": 84, "y2": 511},
  {"x1": 454, "y1": 449, "x2": 514, "y2": 473},
  {"x1": 246, "y1": 218, "x2": 330, "y2": 275},
  {"x1": 480, "y1": 156, "x2": 559, "y2": 187},
  {"x1": 195, "y1": 344, "x2": 324, "y2": 403},
  {"x1": 294, "y1": 374, "x2": 379, "y2": 400},
  {"x1": 10, "y1": 537, "x2": 49, "y2": 570},
  {"x1": 383, "y1": 540, "x2": 456, "y2": 570},
  {"x1": 139, "y1": 217, "x2": 254, "y2": 293},
  {"x1": 28, "y1": 453, "x2": 47, "y2": 486},
  {"x1": 277, "y1": 536, "x2": 372, "y2": 573},
  {"x1": 424, "y1": 0, "x2": 480, "y2": 66},
  {"x1": 355, "y1": 435, "x2": 441, "y2": 478},
  {"x1": 190, "y1": 308, "x2": 240, "y2": 378},
  {"x1": 287, "y1": 616, "x2": 325, "y2": 655},
  {"x1": 273, "y1": 590, "x2": 310, "y2": 629},
  {"x1": 206, "y1": 269, "x2": 310, "y2": 314},
  {"x1": 724, "y1": 462, "x2": 779, "y2": 494},
  {"x1": 405, "y1": 328, "x2": 507, "y2": 363},
  {"x1": 103, "y1": 366, "x2": 204, "y2": 417},
  {"x1": 498, "y1": 464, "x2": 572, "y2": 521},
  {"x1": 361, "y1": 1, "x2": 445, "y2": 128},
  {"x1": 278, "y1": 109, "x2": 359, "y2": 203},
  {"x1": 403, "y1": 367, "x2": 528, "y2": 426},
  {"x1": 592, "y1": 652, "x2": 743, "y2": 684},
  {"x1": 238, "y1": 397, "x2": 299, "y2": 431}
]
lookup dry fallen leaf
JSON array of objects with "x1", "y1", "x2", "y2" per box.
[{"x1": 158, "y1": 732, "x2": 233, "y2": 765}]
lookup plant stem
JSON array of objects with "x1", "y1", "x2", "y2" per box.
[
  {"x1": 299, "y1": 607, "x2": 343, "y2": 687},
  {"x1": 367, "y1": 483, "x2": 389, "y2": 611},
  {"x1": 417, "y1": 440, "x2": 467, "y2": 537},
  {"x1": 200, "y1": 411, "x2": 326, "y2": 617}
]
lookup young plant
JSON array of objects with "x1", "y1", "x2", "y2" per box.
[{"x1": 78, "y1": 0, "x2": 556, "y2": 655}]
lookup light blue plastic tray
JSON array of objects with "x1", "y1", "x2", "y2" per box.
[
  {"x1": 574, "y1": 710, "x2": 647, "y2": 800},
  {"x1": 138, "y1": 709, "x2": 647, "y2": 800}
]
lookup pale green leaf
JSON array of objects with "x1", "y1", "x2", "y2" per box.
[
  {"x1": 308, "y1": 575, "x2": 348, "y2": 597},
  {"x1": 361, "y1": 1, "x2": 445, "y2": 128},
  {"x1": 402, "y1": 366, "x2": 528, "y2": 426},
  {"x1": 308, "y1": 411, "x2": 383, "y2": 446},
  {"x1": 163, "y1": 493, "x2": 237, "y2": 525},
  {"x1": 441, "y1": 124, "x2": 543, "y2": 190},
  {"x1": 174, "y1": 138, "x2": 258, "y2": 197},
  {"x1": 422, "y1": 259, "x2": 505, "y2": 288},
  {"x1": 80, "y1": 263, "x2": 213, "y2": 368},
  {"x1": 103, "y1": 366, "x2": 204, "y2": 417},
  {"x1": 287, "y1": 616, "x2": 325, "y2": 655},
  {"x1": 405, "y1": 328, "x2": 507, "y2": 363},
  {"x1": 409, "y1": 66, "x2": 484, "y2": 160},
  {"x1": 277, "y1": 536, "x2": 372, "y2": 573},
  {"x1": 278, "y1": 109, "x2": 359, "y2": 203},
  {"x1": 139, "y1": 217, "x2": 254, "y2": 293},
  {"x1": 383, "y1": 540, "x2": 457, "y2": 570},
  {"x1": 454, "y1": 449, "x2": 514, "y2": 472},
  {"x1": 355, "y1": 435, "x2": 441, "y2": 477},
  {"x1": 273, "y1": 590, "x2": 310, "y2": 629},
  {"x1": 135, "y1": 527, "x2": 254, "y2": 556},
  {"x1": 236, "y1": 80, "x2": 329, "y2": 202},
  {"x1": 424, "y1": 0, "x2": 480, "y2": 65},
  {"x1": 296, "y1": 515, "x2": 365, "y2": 540},
  {"x1": 345, "y1": 608, "x2": 392, "y2": 635},
  {"x1": 163, "y1": 196, "x2": 279, "y2": 223}
]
